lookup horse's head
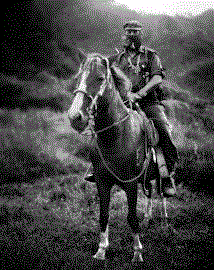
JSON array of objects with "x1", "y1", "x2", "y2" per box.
[{"x1": 68, "y1": 53, "x2": 111, "y2": 133}]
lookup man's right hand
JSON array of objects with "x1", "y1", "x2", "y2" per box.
[{"x1": 137, "y1": 88, "x2": 147, "y2": 97}]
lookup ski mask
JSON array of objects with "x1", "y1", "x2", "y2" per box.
[{"x1": 122, "y1": 33, "x2": 142, "y2": 51}]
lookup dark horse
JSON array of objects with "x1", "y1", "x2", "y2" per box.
[{"x1": 68, "y1": 53, "x2": 169, "y2": 262}]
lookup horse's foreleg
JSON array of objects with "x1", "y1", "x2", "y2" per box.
[
  {"x1": 93, "y1": 179, "x2": 112, "y2": 260},
  {"x1": 132, "y1": 233, "x2": 143, "y2": 262},
  {"x1": 125, "y1": 182, "x2": 144, "y2": 262},
  {"x1": 93, "y1": 224, "x2": 109, "y2": 260}
]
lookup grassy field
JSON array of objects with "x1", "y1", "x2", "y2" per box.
[{"x1": 0, "y1": 172, "x2": 213, "y2": 270}]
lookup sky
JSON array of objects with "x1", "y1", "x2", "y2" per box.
[{"x1": 113, "y1": 0, "x2": 214, "y2": 16}]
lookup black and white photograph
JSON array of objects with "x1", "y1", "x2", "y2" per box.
[{"x1": 1, "y1": 0, "x2": 214, "y2": 269}]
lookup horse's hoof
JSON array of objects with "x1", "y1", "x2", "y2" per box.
[
  {"x1": 161, "y1": 223, "x2": 178, "y2": 235},
  {"x1": 161, "y1": 221, "x2": 169, "y2": 231},
  {"x1": 132, "y1": 251, "x2": 143, "y2": 262},
  {"x1": 93, "y1": 248, "x2": 106, "y2": 260},
  {"x1": 142, "y1": 217, "x2": 150, "y2": 227},
  {"x1": 93, "y1": 254, "x2": 105, "y2": 260},
  {"x1": 167, "y1": 224, "x2": 179, "y2": 234}
]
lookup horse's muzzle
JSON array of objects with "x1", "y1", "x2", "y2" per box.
[{"x1": 68, "y1": 114, "x2": 88, "y2": 133}]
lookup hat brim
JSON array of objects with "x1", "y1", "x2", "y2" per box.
[{"x1": 124, "y1": 27, "x2": 142, "y2": 30}]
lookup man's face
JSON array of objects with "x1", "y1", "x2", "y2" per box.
[{"x1": 123, "y1": 29, "x2": 142, "y2": 51}]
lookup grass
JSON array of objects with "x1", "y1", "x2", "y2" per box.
[{"x1": 0, "y1": 172, "x2": 213, "y2": 269}]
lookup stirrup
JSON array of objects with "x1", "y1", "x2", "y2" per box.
[
  {"x1": 161, "y1": 176, "x2": 177, "y2": 198},
  {"x1": 85, "y1": 172, "x2": 96, "y2": 183}
]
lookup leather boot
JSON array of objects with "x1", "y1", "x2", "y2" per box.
[
  {"x1": 161, "y1": 176, "x2": 177, "y2": 198},
  {"x1": 155, "y1": 147, "x2": 177, "y2": 197}
]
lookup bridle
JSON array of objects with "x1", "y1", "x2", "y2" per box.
[
  {"x1": 73, "y1": 63, "x2": 130, "y2": 137},
  {"x1": 72, "y1": 59, "x2": 150, "y2": 183}
]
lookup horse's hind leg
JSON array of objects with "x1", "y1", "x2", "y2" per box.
[
  {"x1": 160, "y1": 180, "x2": 177, "y2": 233},
  {"x1": 144, "y1": 178, "x2": 157, "y2": 221},
  {"x1": 132, "y1": 233, "x2": 143, "y2": 262},
  {"x1": 156, "y1": 176, "x2": 169, "y2": 229},
  {"x1": 144, "y1": 195, "x2": 153, "y2": 221},
  {"x1": 93, "y1": 178, "x2": 113, "y2": 260},
  {"x1": 161, "y1": 196, "x2": 169, "y2": 229}
]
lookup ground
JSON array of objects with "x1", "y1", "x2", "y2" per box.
[{"x1": 0, "y1": 173, "x2": 213, "y2": 269}]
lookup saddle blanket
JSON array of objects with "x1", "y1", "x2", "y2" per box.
[{"x1": 131, "y1": 109, "x2": 159, "y2": 147}]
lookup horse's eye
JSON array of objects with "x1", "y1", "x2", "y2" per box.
[{"x1": 98, "y1": 76, "x2": 104, "y2": 81}]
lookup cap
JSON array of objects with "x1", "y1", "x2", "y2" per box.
[{"x1": 123, "y1": 20, "x2": 142, "y2": 31}]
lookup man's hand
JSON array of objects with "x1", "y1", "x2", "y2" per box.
[
  {"x1": 137, "y1": 90, "x2": 147, "y2": 97},
  {"x1": 127, "y1": 92, "x2": 142, "y2": 102}
]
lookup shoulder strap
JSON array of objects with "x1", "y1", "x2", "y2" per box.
[
  {"x1": 108, "y1": 51, "x2": 124, "y2": 67},
  {"x1": 116, "y1": 50, "x2": 126, "y2": 65}
]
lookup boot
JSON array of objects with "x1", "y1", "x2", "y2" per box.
[
  {"x1": 161, "y1": 176, "x2": 177, "y2": 198},
  {"x1": 84, "y1": 166, "x2": 96, "y2": 182},
  {"x1": 156, "y1": 147, "x2": 168, "y2": 178},
  {"x1": 155, "y1": 147, "x2": 177, "y2": 197}
]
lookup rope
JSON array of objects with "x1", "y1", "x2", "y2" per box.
[
  {"x1": 95, "y1": 114, "x2": 129, "y2": 134},
  {"x1": 95, "y1": 137, "x2": 150, "y2": 183},
  {"x1": 81, "y1": 107, "x2": 150, "y2": 183}
]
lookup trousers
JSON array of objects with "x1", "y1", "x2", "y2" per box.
[{"x1": 140, "y1": 103, "x2": 179, "y2": 174}]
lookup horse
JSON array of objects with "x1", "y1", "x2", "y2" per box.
[{"x1": 67, "y1": 52, "x2": 170, "y2": 262}]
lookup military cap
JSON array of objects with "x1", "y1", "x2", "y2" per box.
[{"x1": 123, "y1": 20, "x2": 142, "y2": 30}]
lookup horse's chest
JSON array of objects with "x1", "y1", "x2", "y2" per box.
[
  {"x1": 125, "y1": 115, "x2": 141, "y2": 146},
  {"x1": 130, "y1": 115, "x2": 140, "y2": 133}
]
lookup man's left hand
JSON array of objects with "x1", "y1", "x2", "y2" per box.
[{"x1": 127, "y1": 92, "x2": 142, "y2": 102}]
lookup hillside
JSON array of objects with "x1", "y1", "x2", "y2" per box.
[{"x1": 1, "y1": 1, "x2": 214, "y2": 188}]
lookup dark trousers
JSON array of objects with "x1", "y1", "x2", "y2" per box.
[{"x1": 140, "y1": 103, "x2": 179, "y2": 174}]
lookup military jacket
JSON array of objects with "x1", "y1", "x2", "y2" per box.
[{"x1": 108, "y1": 45, "x2": 166, "y2": 106}]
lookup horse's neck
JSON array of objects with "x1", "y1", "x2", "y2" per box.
[
  {"x1": 96, "y1": 84, "x2": 128, "y2": 125},
  {"x1": 95, "y1": 85, "x2": 130, "y2": 150}
]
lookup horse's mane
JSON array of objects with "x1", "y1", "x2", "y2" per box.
[{"x1": 110, "y1": 64, "x2": 132, "y2": 101}]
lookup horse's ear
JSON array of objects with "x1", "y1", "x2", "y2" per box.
[
  {"x1": 77, "y1": 48, "x2": 87, "y2": 64},
  {"x1": 101, "y1": 58, "x2": 109, "y2": 69}
]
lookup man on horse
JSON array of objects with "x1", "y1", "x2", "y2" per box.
[{"x1": 107, "y1": 20, "x2": 179, "y2": 197}]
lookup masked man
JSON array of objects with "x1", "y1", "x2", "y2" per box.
[{"x1": 106, "y1": 20, "x2": 179, "y2": 197}]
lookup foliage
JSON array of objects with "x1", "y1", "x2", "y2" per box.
[
  {"x1": 0, "y1": 108, "x2": 86, "y2": 186},
  {"x1": 1, "y1": 3, "x2": 214, "y2": 194}
]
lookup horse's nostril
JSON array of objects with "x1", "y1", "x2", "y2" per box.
[
  {"x1": 75, "y1": 114, "x2": 82, "y2": 122},
  {"x1": 68, "y1": 112, "x2": 88, "y2": 133},
  {"x1": 68, "y1": 112, "x2": 81, "y2": 122}
]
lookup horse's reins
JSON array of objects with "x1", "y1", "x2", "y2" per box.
[{"x1": 74, "y1": 71, "x2": 151, "y2": 183}]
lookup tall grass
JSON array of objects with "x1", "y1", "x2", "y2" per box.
[{"x1": 0, "y1": 108, "x2": 87, "y2": 186}]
